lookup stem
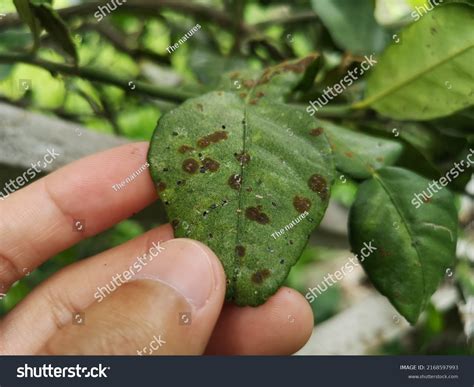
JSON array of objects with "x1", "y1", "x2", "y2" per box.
[
  {"x1": 0, "y1": 1, "x2": 255, "y2": 35},
  {"x1": 0, "y1": 53, "x2": 196, "y2": 102},
  {"x1": 253, "y1": 11, "x2": 319, "y2": 29},
  {"x1": 316, "y1": 103, "x2": 356, "y2": 117}
]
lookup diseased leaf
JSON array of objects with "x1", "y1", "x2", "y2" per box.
[
  {"x1": 349, "y1": 167, "x2": 458, "y2": 323},
  {"x1": 320, "y1": 120, "x2": 403, "y2": 179},
  {"x1": 31, "y1": 3, "x2": 78, "y2": 63},
  {"x1": 355, "y1": 4, "x2": 474, "y2": 120},
  {"x1": 148, "y1": 57, "x2": 335, "y2": 306},
  {"x1": 13, "y1": 0, "x2": 41, "y2": 50},
  {"x1": 311, "y1": 0, "x2": 390, "y2": 54}
]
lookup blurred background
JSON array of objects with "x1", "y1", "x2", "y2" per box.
[{"x1": 0, "y1": 0, "x2": 473, "y2": 355}]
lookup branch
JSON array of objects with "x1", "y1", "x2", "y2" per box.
[
  {"x1": 0, "y1": 0, "x2": 256, "y2": 35},
  {"x1": 81, "y1": 22, "x2": 171, "y2": 66},
  {"x1": 0, "y1": 53, "x2": 196, "y2": 102},
  {"x1": 253, "y1": 11, "x2": 319, "y2": 29}
]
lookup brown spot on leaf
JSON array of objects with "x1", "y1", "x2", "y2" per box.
[
  {"x1": 310, "y1": 127, "x2": 324, "y2": 136},
  {"x1": 197, "y1": 131, "x2": 228, "y2": 148},
  {"x1": 243, "y1": 79, "x2": 256, "y2": 88},
  {"x1": 178, "y1": 145, "x2": 194, "y2": 154},
  {"x1": 235, "y1": 245, "x2": 246, "y2": 257},
  {"x1": 308, "y1": 174, "x2": 329, "y2": 200},
  {"x1": 256, "y1": 91, "x2": 265, "y2": 98},
  {"x1": 228, "y1": 174, "x2": 242, "y2": 190},
  {"x1": 202, "y1": 157, "x2": 220, "y2": 172},
  {"x1": 171, "y1": 219, "x2": 180, "y2": 230},
  {"x1": 250, "y1": 98, "x2": 258, "y2": 105},
  {"x1": 156, "y1": 180, "x2": 166, "y2": 192},
  {"x1": 252, "y1": 269, "x2": 271, "y2": 284},
  {"x1": 344, "y1": 151, "x2": 353, "y2": 158},
  {"x1": 245, "y1": 206, "x2": 270, "y2": 224},
  {"x1": 235, "y1": 151, "x2": 251, "y2": 165},
  {"x1": 182, "y1": 158, "x2": 199, "y2": 174},
  {"x1": 293, "y1": 196, "x2": 311, "y2": 213},
  {"x1": 239, "y1": 92, "x2": 247, "y2": 99}
]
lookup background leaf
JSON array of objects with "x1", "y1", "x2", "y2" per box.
[
  {"x1": 12, "y1": 0, "x2": 41, "y2": 50},
  {"x1": 311, "y1": 0, "x2": 390, "y2": 54},
  {"x1": 349, "y1": 167, "x2": 458, "y2": 323},
  {"x1": 321, "y1": 120, "x2": 404, "y2": 179},
  {"x1": 357, "y1": 4, "x2": 474, "y2": 120},
  {"x1": 31, "y1": 3, "x2": 78, "y2": 63}
]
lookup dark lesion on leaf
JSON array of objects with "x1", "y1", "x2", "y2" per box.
[
  {"x1": 235, "y1": 245, "x2": 246, "y2": 257},
  {"x1": 178, "y1": 145, "x2": 195, "y2": 154},
  {"x1": 308, "y1": 174, "x2": 329, "y2": 201},
  {"x1": 197, "y1": 131, "x2": 229, "y2": 148},
  {"x1": 235, "y1": 151, "x2": 251, "y2": 165},
  {"x1": 245, "y1": 206, "x2": 270, "y2": 224},
  {"x1": 252, "y1": 269, "x2": 271, "y2": 284},
  {"x1": 156, "y1": 180, "x2": 167, "y2": 192},
  {"x1": 228, "y1": 174, "x2": 242, "y2": 190},
  {"x1": 293, "y1": 195, "x2": 311, "y2": 213},
  {"x1": 171, "y1": 219, "x2": 180, "y2": 230},
  {"x1": 182, "y1": 158, "x2": 199, "y2": 174},
  {"x1": 310, "y1": 127, "x2": 324, "y2": 136},
  {"x1": 202, "y1": 157, "x2": 220, "y2": 172}
]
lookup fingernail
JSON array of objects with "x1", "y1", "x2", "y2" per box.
[{"x1": 133, "y1": 238, "x2": 216, "y2": 308}]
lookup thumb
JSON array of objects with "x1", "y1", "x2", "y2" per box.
[{"x1": 41, "y1": 239, "x2": 226, "y2": 355}]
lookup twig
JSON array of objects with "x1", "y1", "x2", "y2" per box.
[
  {"x1": 253, "y1": 11, "x2": 319, "y2": 29},
  {"x1": 82, "y1": 22, "x2": 170, "y2": 65},
  {"x1": 0, "y1": 1, "x2": 256, "y2": 35},
  {"x1": 0, "y1": 52, "x2": 196, "y2": 102}
]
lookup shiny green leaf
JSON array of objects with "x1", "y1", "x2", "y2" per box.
[
  {"x1": 311, "y1": 0, "x2": 390, "y2": 54},
  {"x1": 356, "y1": 4, "x2": 474, "y2": 120},
  {"x1": 349, "y1": 167, "x2": 458, "y2": 323},
  {"x1": 320, "y1": 120, "x2": 403, "y2": 179}
]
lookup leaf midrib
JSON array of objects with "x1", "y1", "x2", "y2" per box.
[{"x1": 355, "y1": 42, "x2": 474, "y2": 108}]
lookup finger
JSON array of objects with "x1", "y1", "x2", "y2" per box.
[
  {"x1": 205, "y1": 287, "x2": 313, "y2": 355},
  {"x1": 0, "y1": 142, "x2": 157, "y2": 291},
  {"x1": 0, "y1": 228, "x2": 226, "y2": 355}
]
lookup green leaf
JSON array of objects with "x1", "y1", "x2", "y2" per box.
[
  {"x1": 31, "y1": 3, "x2": 78, "y2": 63},
  {"x1": 311, "y1": 0, "x2": 390, "y2": 54},
  {"x1": 356, "y1": 4, "x2": 474, "y2": 120},
  {"x1": 148, "y1": 57, "x2": 335, "y2": 306},
  {"x1": 320, "y1": 120, "x2": 403, "y2": 179},
  {"x1": 349, "y1": 167, "x2": 458, "y2": 324},
  {"x1": 0, "y1": 65, "x2": 14, "y2": 80},
  {"x1": 13, "y1": 0, "x2": 41, "y2": 50}
]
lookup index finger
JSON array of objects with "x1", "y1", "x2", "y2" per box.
[{"x1": 0, "y1": 142, "x2": 158, "y2": 291}]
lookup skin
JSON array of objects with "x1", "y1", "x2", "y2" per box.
[{"x1": 0, "y1": 142, "x2": 313, "y2": 355}]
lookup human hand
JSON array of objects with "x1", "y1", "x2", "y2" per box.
[{"x1": 0, "y1": 143, "x2": 313, "y2": 355}]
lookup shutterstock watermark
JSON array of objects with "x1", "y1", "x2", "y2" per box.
[
  {"x1": 94, "y1": 241, "x2": 165, "y2": 302},
  {"x1": 306, "y1": 54, "x2": 378, "y2": 116},
  {"x1": 271, "y1": 211, "x2": 309, "y2": 239},
  {"x1": 305, "y1": 240, "x2": 377, "y2": 303},
  {"x1": 94, "y1": 0, "x2": 126, "y2": 22},
  {"x1": 166, "y1": 24, "x2": 201, "y2": 54},
  {"x1": 17, "y1": 364, "x2": 109, "y2": 378},
  {"x1": 411, "y1": 0, "x2": 443, "y2": 21},
  {"x1": 412, "y1": 148, "x2": 474, "y2": 209},
  {"x1": 137, "y1": 334, "x2": 166, "y2": 355},
  {"x1": 0, "y1": 148, "x2": 60, "y2": 201},
  {"x1": 112, "y1": 162, "x2": 149, "y2": 192}
]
